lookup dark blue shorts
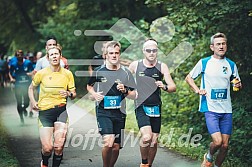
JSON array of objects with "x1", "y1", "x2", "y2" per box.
[
  {"x1": 205, "y1": 111, "x2": 232, "y2": 135},
  {"x1": 96, "y1": 109, "x2": 126, "y2": 144},
  {"x1": 135, "y1": 105, "x2": 161, "y2": 133}
]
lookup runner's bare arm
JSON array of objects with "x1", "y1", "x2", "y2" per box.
[
  {"x1": 86, "y1": 84, "x2": 104, "y2": 101},
  {"x1": 161, "y1": 63, "x2": 176, "y2": 92},
  {"x1": 128, "y1": 61, "x2": 138, "y2": 74},
  {"x1": 185, "y1": 74, "x2": 207, "y2": 95},
  {"x1": 28, "y1": 83, "x2": 39, "y2": 110}
]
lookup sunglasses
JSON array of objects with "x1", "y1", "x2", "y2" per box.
[{"x1": 145, "y1": 49, "x2": 158, "y2": 53}]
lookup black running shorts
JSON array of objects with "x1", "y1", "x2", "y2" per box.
[
  {"x1": 96, "y1": 109, "x2": 126, "y2": 144},
  {"x1": 135, "y1": 105, "x2": 161, "y2": 133},
  {"x1": 38, "y1": 105, "x2": 68, "y2": 127}
]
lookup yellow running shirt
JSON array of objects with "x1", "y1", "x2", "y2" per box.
[{"x1": 32, "y1": 67, "x2": 75, "y2": 110}]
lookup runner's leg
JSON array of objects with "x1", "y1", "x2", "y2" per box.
[
  {"x1": 109, "y1": 143, "x2": 120, "y2": 167},
  {"x1": 140, "y1": 126, "x2": 152, "y2": 164},
  {"x1": 148, "y1": 133, "x2": 159, "y2": 166},
  {"x1": 39, "y1": 127, "x2": 54, "y2": 166},
  {"x1": 53, "y1": 122, "x2": 68, "y2": 166},
  {"x1": 14, "y1": 88, "x2": 24, "y2": 123},
  {"x1": 215, "y1": 134, "x2": 230, "y2": 166},
  {"x1": 102, "y1": 134, "x2": 115, "y2": 167}
]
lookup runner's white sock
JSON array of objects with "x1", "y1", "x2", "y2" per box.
[
  {"x1": 214, "y1": 165, "x2": 218, "y2": 167},
  {"x1": 207, "y1": 150, "x2": 213, "y2": 160}
]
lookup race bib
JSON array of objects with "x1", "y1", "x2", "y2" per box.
[
  {"x1": 104, "y1": 96, "x2": 121, "y2": 109},
  {"x1": 17, "y1": 76, "x2": 29, "y2": 83},
  {"x1": 143, "y1": 105, "x2": 160, "y2": 117},
  {"x1": 211, "y1": 89, "x2": 227, "y2": 100}
]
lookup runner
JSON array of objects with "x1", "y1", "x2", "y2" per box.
[
  {"x1": 28, "y1": 46, "x2": 76, "y2": 167},
  {"x1": 129, "y1": 38, "x2": 176, "y2": 167},
  {"x1": 87, "y1": 41, "x2": 136, "y2": 167},
  {"x1": 32, "y1": 37, "x2": 67, "y2": 118},
  {"x1": 9, "y1": 49, "x2": 34, "y2": 124},
  {"x1": 185, "y1": 32, "x2": 242, "y2": 167}
]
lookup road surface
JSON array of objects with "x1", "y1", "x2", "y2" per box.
[{"x1": 0, "y1": 87, "x2": 200, "y2": 167}]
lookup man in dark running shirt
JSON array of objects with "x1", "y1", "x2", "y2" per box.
[
  {"x1": 87, "y1": 41, "x2": 137, "y2": 167},
  {"x1": 9, "y1": 50, "x2": 34, "y2": 124},
  {"x1": 129, "y1": 39, "x2": 176, "y2": 167}
]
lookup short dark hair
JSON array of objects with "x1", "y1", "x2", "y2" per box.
[
  {"x1": 145, "y1": 38, "x2": 157, "y2": 43},
  {"x1": 15, "y1": 50, "x2": 24, "y2": 56},
  {"x1": 46, "y1": 36, "x2": 57, "y2": 45}
]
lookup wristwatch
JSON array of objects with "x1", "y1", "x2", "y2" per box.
[
  {"x1": 69, "y1": 92, "x2": 73, "y2": 98},
  {"x1": 163, "y1": 85, "x2": 168, "y2": 91},
  {"x1": 123, "y1": 88, "x2": 129, "y2": 94}
]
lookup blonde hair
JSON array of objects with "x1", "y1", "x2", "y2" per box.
[
  {"x1": 103, "y1": 41, "x2": 121, "y2": 55},
  {"x1": 46, "y1": 46, "x2": 62, "y2": 57}
]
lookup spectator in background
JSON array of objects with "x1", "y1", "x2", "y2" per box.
[
  {"x1": 28, "y1": 52, "x2": 36, "y2": 69},
  {"x1": 0, "y1": 54, "x2": 8, "y2": 87},
  {"x1": 36, "y1": 51, "x2": 43, "y2": 61}
]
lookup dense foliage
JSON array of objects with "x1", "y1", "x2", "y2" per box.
[{"x1": 0, "y1": 0, "x2": 251, "y2": 166}]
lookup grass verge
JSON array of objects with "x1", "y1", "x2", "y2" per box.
[{"x1": 0, "y1": 115, "x2": 19, "y2": 167}]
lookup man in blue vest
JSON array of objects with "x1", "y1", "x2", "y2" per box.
[{"x1": 185, "y1": 32, "x2": 242, "y2": 167}]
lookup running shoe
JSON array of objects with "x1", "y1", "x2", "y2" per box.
[
  {"x1": 201, "y1": 153, "x2": 213, "y2": 167},
  {"x1": 140, "y1": 163, "x2": 149, "y2": 167}
]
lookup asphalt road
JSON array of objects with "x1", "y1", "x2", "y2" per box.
[{"x1": 0, "y1": 87, "x2": 200, "y2": 167}]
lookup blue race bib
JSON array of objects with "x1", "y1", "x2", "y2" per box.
[
  {"x1": 143, "y1": 105, "x2": 160, "y2": 117},
  {"x1": 211, "y1": 89, "x2": 227, "y2": 100},
  {"x1": 104, "y1": 96, "x2": 121, "y2": 109}
]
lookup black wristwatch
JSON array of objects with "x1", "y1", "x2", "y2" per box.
[
  {"x1": 69, "y1": 92, "x2": 73, "y2": 98},
  {"x1": 163, "y1": 85, "x2": 168, "y2": 91},
  {"x1": 123, "y1": 88, "x2": 129, "y2": 94}
]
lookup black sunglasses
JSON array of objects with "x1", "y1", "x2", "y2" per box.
[{"x1": 145, "y1": 49, "x2": 158, "y2": 53}]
